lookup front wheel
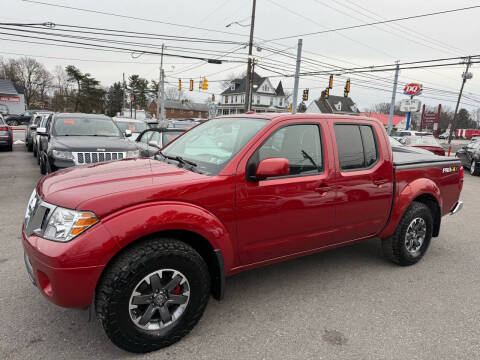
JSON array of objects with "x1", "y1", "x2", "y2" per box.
[
  {"x1": 382, "y1": 201, "x2": 433, "y2": 266},
  {"x1": 471, "y1": 160, "x2": 480, "y2": 176},
  {"x1": 96, "y1": 238, "x2": 210, "y2": 353}
]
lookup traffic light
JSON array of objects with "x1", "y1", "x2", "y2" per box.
[
  {"x1": 189, "y1": 79, "x2": 194, "y2": 91},
  {"x1": 324, "y1": 88, "x2": 329, "y2": 99},
  {"x1": 202, "y1": 77, "x2": 208, "y2": 90},
  {"x1": 328, "y1": 74, "x2": 333, "y2": 89},
  {"x1": 289, "y1": 103, "x2": 293, "y2": 112},
  {"x1": 302, "y1": 89, "x2": 309, "y2": 101},
  {"x1": 344, "y1": 78, "x2": 350, "y2": 97},
  {"x1": 178, "y1": 79, "x2": 182, "y2": 91}
]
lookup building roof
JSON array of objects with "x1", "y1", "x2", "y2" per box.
[
  {"x1": 360, "y1": 112, "x2": 405, "y2": 126},
  {"x1": 0, "y1": 80, "x2": 19, "y2": 95},
  {"x1": 221, "y1": 72, "x2": 285, "y2": 97},
  {"x1": 313, "y1": 94, "x2": 360, "y2": 114},
  {"x1": 150, "y1": 99, "x2": 209, "y2": 112}
]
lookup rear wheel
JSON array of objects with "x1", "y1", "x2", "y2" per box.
[
  {"x1": 470, "y1": 160, "x2": 480, "y2": 176},
  {"x1": 96, "y1": 238, "x2": 210, "y2": 353},
  {"x1": 39, "y1": 154, "x2": 46, "y2": 175},
  {"x1": 382, "y1": 201, "x2": 433, "y2": 266}
]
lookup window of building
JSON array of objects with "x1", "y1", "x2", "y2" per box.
[
  {"x1": 256, "y1": 124, "x2": 323, "y2": 177},
  {"x1": 225, "y1": 96, "x2": 229, "y2": 104},
  {"x1": 334, "y1": 124, "x2": 378, "y2": 170},
  {"x1": 230, "y1": 83, "x2": 235, "y2": 90},
  {"x1": 256, "y1": 96, "x2": 260, "y2": 104},
  {"x1": 279, "y1": 98, "x2": 283, "y2": 106},
  {"x1": 269, "y1": 97, "x2": 273, "y2": 106},
  {"x1": 241, "y1": 95, "x2": 245, "y2": 103},
  {"x1": 235, "y1": 96, "x2": 238, "y2": 103}
]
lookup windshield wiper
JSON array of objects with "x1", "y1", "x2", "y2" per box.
[
  {"x1": 157, "y1": 151, "x2": 198, "y2": 168},
  {"x1": 301, "y1": 150, "x2": 319, "y2": 169}
]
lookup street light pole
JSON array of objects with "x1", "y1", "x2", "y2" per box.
[
  {"x1": 387, "y1": 62, "x2": 400, "y2": 135},
  {"x1": 447, "y1": 56, "x2": 472, "y2": 156},
  {"x1": 291, "y1": 39, "x2": 303, "y2": 115},
  {"x1": 244, "y1": 0, "x2": 257, "y2": 113},
  {"x1": 156, "y1": 44, "x2": 165, "y2": 121}
]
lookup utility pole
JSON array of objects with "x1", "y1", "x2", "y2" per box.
[
  {"x1": 448, "y1": 56, "x2": 472, "y2": 156},
  {"x1": 387, "y1": 62, "x2": 400, "y2": 135},
  {"x1": 122, "y1": 72, "x2": 126, "y2": 117},
  {"x1": 156, "y1": 44, "x2": 165, "y2": 122},
  {"x1": 291, "y1": 39, "x2": 303, "y2": 114},
  {"x1": 248, "y1": 59, "x2": 256, "y2": 111},
  {"x1": 244, "y1": 0, "x2": 257, "y2": 113}
]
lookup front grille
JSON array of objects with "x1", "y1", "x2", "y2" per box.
[{"x1": 72, "y1": 152, "x2": 126, "y2": 165}]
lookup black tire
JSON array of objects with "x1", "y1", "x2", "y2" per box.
[
  {"x1": 382, "y1": 201, "x2": 433, "y2": 266},
  {"x1": 33, "y1": 145, "x2": 37, "y2": 157},
  {"x1": 27, "y1": 141, "x2": 33, "y2": 152},
  {"x1": 7, "y1": 143, "x2": 13, "y2": 152},
  {"x1": 39, "y1": 154, "x2": 46, "y2": 175},
  {"x1": 96, "y1": 238, "x2": 210, "y2": 353},
  {"x1": 470, "y1": 160, "x2": 480, "y2": 176}
]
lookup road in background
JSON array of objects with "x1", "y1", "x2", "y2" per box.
[{"x1": 0, "y1": 142, "x2": 479, "y2": 360}]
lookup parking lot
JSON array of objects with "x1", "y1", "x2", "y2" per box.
[{"x1": 1, "y1": 133, "x2": 479, "y2": 360}]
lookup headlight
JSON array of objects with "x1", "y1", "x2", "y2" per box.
[
  {"x1": 126, "y1": 150, "x2": 139, "y2": 158},
  {"x1": 52, "y1": 149, "x2": 73, "y2": 160},
  {"x1": 43, "y1": 207, "x2": 99, "y2": 242}
]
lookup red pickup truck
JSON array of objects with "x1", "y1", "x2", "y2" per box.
[{"x1": 22, "y1": 114, "x2": 463, "y2": 353}]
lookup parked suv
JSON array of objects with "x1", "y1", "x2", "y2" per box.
[
  {"x1": 25, "y1": 112, "x2": 52, "y2": 152},
  {"x1": 37, "y1": 113, "x2": 139, "y2": 174},
  {"x1": 456, "y1": 140, "x2": 480, "y2": 175},
  {"x1": 0, "y1": 114, "x2": 13, "y2": 151}
]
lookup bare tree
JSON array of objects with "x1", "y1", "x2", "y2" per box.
[
  {"x1": 11, "y1": 57, "x2": 51, "y2": 108},
  {"x1": 165, "y1": 87, "x2": 190, "y2": 102}
]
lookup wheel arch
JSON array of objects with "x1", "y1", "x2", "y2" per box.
[{"x1": 380, "y1": 178, "x2": 442, "y2": 239}]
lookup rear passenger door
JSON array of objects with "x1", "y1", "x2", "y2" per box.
[{"x1": 333, "y1": 122, "x2": 394, "y2": 242}]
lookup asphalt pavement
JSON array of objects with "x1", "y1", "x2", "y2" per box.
[{"x1": 1, "y1": 134, "x2": 479, "y2": 360}]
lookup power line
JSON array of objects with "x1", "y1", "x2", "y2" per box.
[
  {"x1": 21, "y1": 0, "x2": 249, "y2": 38},
  {"x1": 266, "y1": 5, "x2": 480, "y2": 41}
]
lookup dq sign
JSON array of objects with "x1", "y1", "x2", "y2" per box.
[{"x1": 403, "y1": 83, "x2": 422, "y2": 96}]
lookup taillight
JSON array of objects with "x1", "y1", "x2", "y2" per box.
[{"x1": 0, "y1": 126, "x2": 8, "y2": 131}]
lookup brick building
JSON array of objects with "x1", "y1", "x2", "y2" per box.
[{"x1": 148, "y1": 99, "x2": 209, "y2": 119}]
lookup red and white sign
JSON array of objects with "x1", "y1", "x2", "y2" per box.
[
  {"x1": 403, "y1": 83, "x2": 422, "y2": 96},
  {"x1": 0, "y1": 96, "x2": 20, "y2": 102}
]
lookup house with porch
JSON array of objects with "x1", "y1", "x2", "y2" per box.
[{"x1": 218, "y1": 72, "x2": 288, "y2": 115}]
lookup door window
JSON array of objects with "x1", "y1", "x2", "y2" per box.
[
  {"x1": 257, "y1": 124, "x2": 323, "y2": 177},
  {"x1": 334, "y1": 124, "x2": 378, "y2": 170}
]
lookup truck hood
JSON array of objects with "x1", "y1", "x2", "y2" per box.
[
  {"x1": 37, "y1": 158, "x2": 203, "y2": 211},
  {"x1": 51, "y1": 135, "x2": 137, "y2": 152}
]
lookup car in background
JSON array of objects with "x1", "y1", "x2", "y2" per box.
[
  {"x1": 471, "y1": 136, "x2": 480, "y2": 142},
  {"x1": 167, "y1": 118, "x2": 198, "y2": 129},
  {"x1": 393, "y1": 130, "x2": 433, "y2": 138},
  {"x1": 6, "y1": 110, "x2": 41, "y2": 126},
  {"x1": 37, "y1": 113, "x2": 139, "y2": 174},
  {"x1": 0, "y1": 114, "x2": 13, "y2": 151},
  {"x1": 25, "y1": 112, "x2": 52, "y2": 152},
  {"x1": 135, "y1": 128, "x2": 185, "y2": 157},
  {"x1": 456, "y1": 140, "x2": 480, "y2": 176},
  {"x1": 402, "y1": 136, "x2": 445, "y2": 156},
  {"x1": 0, "y1": 104, "x2": 9, "y2": 116},
  {"x1": 113, "y1": 117, "x2": 150, "y2": 141},
  {"x1": 33, "y1": 114, "x2": 52, "y2": 160}
]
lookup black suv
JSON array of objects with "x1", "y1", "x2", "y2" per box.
[
  {"x1": 456, "y1": 140, "x2": 480, "y2": 176},
  {"x1": 37, "y1": 113, "x2": 139, "y2": 174}
]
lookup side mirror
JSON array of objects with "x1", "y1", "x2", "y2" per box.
[
  {"x1": 255, "y1": 158, "x2": 290, "y2": 179},
  {"x1": 148, "y1": 141, "x2": 161, "y2": 149},
  {"x1": 124, "y1": 129, "x2": 132, "y2": 137},
  {"x1": 36, "y1": 127, "x2": 47, "y2": 135},
  {"x1": 31, "y1": 124, "x2": 38, "y2": 130}
]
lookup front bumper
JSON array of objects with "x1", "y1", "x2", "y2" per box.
[
  {"x1": 21, "y1": 223, "x2": 118, "y2": 308},
  {"x1": 450, "y1": 201, "x2": 463, "y2": 215}
]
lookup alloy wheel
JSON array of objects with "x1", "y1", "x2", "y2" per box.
[
  {"x1": 405, "y1": 217, "x2": 426, "y2": 254},
  {"x1": 129, "y1": 269, "x2": 190, "y2": 331}
]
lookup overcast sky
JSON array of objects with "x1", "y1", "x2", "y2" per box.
[{"x1": 1, "y1": 0, "x2": 480, "y2": 112}]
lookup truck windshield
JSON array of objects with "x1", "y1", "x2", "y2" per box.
[
  {"x1": 54, "y1": 117, "x2": 122, "y2": 137},
  {"x1": 160, "y1": 117, "x2": 269, "y2": 175}
]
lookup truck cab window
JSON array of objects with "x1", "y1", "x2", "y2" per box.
[
  {"x1": 257, "y1": 124, "x2": 323, "y2": 176},
  {"x1": 334, "y1": 124, "x2": 378, "y2": 170}
]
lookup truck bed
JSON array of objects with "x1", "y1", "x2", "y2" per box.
[{"x1": 393, "y1": 147, "x2": 460, "y2": 169}]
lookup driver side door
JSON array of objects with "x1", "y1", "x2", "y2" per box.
[{"x1": 236, "y1": 120, "x2": 336, "y2": 265}]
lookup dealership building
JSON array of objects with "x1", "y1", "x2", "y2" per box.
[{"x1": 0, "y1": 79, "x2": 26, "y2": 115}]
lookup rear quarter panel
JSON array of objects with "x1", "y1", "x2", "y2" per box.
[{"x1": 380, "y1": 163, "x2": 462, "y2": 238}]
